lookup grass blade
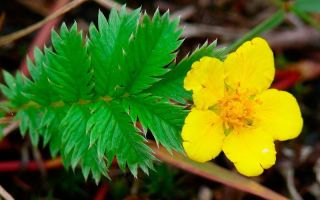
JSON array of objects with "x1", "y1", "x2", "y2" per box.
[{"x1": 226, "y1": 10, "x2": 285, "y2": 54}]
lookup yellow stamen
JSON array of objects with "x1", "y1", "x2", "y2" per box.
[{"x1": 216, "y1": 88, "x2": 259, "y2": 131}]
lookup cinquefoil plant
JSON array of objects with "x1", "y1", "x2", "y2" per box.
[{"x1": 0, "y1": 6, "x2": 222, "y2": 182}]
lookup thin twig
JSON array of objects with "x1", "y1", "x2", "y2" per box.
[
  {"x1": 151, "y1": 142, "x2": 288, "y2": 200},
  {"x1": 171, "y1": 5, "x2": 196, "y2": 21},
  {"x1": 93, "y1": 0, "x2": 132, "y2": 12},
  {"x1": 0, "y1": 116, "x2": 13, "y2": 125},
  {"x1": 182, "y1": 23, "x2": 247, "y2": 39},
  {"x1": 3, "y1": 122, "x2": 19, "y2": 138},
  {"x1": 286, "y1": 13, "x2": 305, "y2": 29},
  {"x1": 0, "y1": 185, "x2": 14, "y2": 200},
  {"x1": 0, "y1": 0, "x2": 88, "y2": 47},
  {"x1": 286, "y1": 169, "x2": 303, "y2": 200},
  {"x1": 0, "y1": 0, "x2": 130, "y2": 47},
  {"x1": 0, "y1": 157, "x2": 62, "y2": 172},
  {"x1": 265, "y1": 27, "x2": 320, "y2": 50},
  {"x1": 16, "y1": 0, "x2": 50, "y2": 16},
  {"x1": 31, "y1": 147, "x2": 46, "y2": 177}
]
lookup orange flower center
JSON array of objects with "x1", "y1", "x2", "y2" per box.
[{"x1": 217, "y1": 89, "x2": 259, "y2": 131}]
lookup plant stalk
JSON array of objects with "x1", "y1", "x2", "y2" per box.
[{"x1": 226, "y1": 10, "x2": 285, "y2": 54}]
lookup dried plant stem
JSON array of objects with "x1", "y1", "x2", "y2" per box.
[
  {"x1": 0, "y1": 0, "x2": 88, "y2": 47},
  {"x1": 93, "y1": 0, "x2": 132, "y2": 12},
  {"x1": 0, "y1": 116, "x2": 13, "y2": 125},
  {"x1": 0, "y1": 0, "x2": 130, "y2": 47},
  {"x1": 151, "y1": 142, "x2": 289, "y2": 200},
  {"x1": 2, "y1": 122, "x2": 19, "y2": 138},
  {"x1": 171, "y1": 5, "x2": 196, "y2": 21},
  {"x1": 0, "y1": 185, "x2": 14, "y2": 200},
  {"x1": 31, "y1": 147, "x2": 46, "y2": 177},
  {"x1": 16, "y1": 0, "x2": 51, "y2": 16}
]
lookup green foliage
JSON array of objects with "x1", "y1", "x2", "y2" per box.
[
  {"x1": 48, "y1": 23, "x2": 93, "y2": 102},
  {"x1": 25, "y1": 47, "x2": 58, "y2": 105},
  {"x1": 88, "y1": 7, "x2": 140, "y2": 97},
  {"x1": 291, "y1": 2, "x2": 320, "y2": 31},
  {"x1": 125, "y1": 10, "x2": 183, "y2": 94},
  {"x1": 123, "y1": 95, "x2": 187, "y2": 152},
  {"x1": 293, "y1": 0, "x2": 320, "y2": 13},
  {"x1": 0, "y1": 71, "x2": 29, "y2": 107},
  {"x1": 0, "y1": 7, "x2": 222, "y2": 182},
  {"x1": 145, "y1": 42, "x2": 224, "y2": 103}
]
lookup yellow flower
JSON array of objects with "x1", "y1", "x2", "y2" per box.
[{"x1": 182, "y1": 37, "x2": 303, "y2": 176}]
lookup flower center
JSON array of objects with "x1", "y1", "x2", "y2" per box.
[{"x1": 216, "y1": 89, "x2": 258, "y2": 131}]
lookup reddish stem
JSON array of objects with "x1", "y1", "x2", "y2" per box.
[
  {"x1": 93, "y1": 182, "x2": 110, "y2": 200},
  {"x1": 0, "y1": 157, "x2": 62, "y2": 172}
]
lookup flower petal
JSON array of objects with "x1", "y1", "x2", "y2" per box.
[
  {"x1": 222, "y1": 128, "x2": 276, "y2": 176},
  {"x1": 182, "y1": 109, "x2": 225, "y2": 162},
  {"x1": 256, "y1": 89, "x2": 303, "y2": 141},
  {"x1": 224, "y1": 37, "x2": 274, "y2": 93},
  {"x1": 184, "y1": 56, "x2": 224, "y2": 110}
]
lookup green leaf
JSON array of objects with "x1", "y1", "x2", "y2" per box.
[
  {"x1": 88, "y1": 7, "x2": 140, "y2": 96},
  {"x1": 46, "y1": 23, "x2": 93, "y2": 103},
  {"x1": 38, "y1": 106, "x2": 66, "y2": 157},
  {"x1": 81, "y1": 146, "x2": 108, "y2": 183},
  {"x1": 25, "y1": 47, "x2": 59, "y2": 105},
  {"x1": 56, "y1": 104, "x2": 110, "y2": 182},
  {"x1": 145, "y1": 42, "x2": 220, "y2": 103},
  {"x1": 0, "y1": 71, "x2": 29, "y2": 106},
  {"x1": 101, "y1": 101, "x2": 155, "y2": 177},
  {"x1": 291, "y1": 6, "x2": 320, "y2": 32},
  {"x1": 15, "y1": 108, "x2": 41, "y2": 145},
  {"x1": 125, "y1": 10, "x2": 183, "y2": 94},
  {"x1": 0, "y1": 9, "x2": 193, "y2": 181},
  {"x1": 3, "y1": 71, "x2": 16, "y2": 89},
  {"x1": 59, "y1": 104, "x2": 89, "y2": 156},
  {"x1": 123, "y1": 95, "x2": 187, "y2": 152},
  {"x1": 70, "y1": 134, "x2": 90, "y2": 169},
  {"x1": 86, "y1": 101, "x2": 111, "y2": 154},
  {"x1": 40, "y1": 107, "x2": 58, "y2": 147},
  {"x1": 294, "y1": 0, "x2": 320, "y2": 13},
  {"x1": 27, "y1": 47, "x2": 45, "y2": 82}
]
